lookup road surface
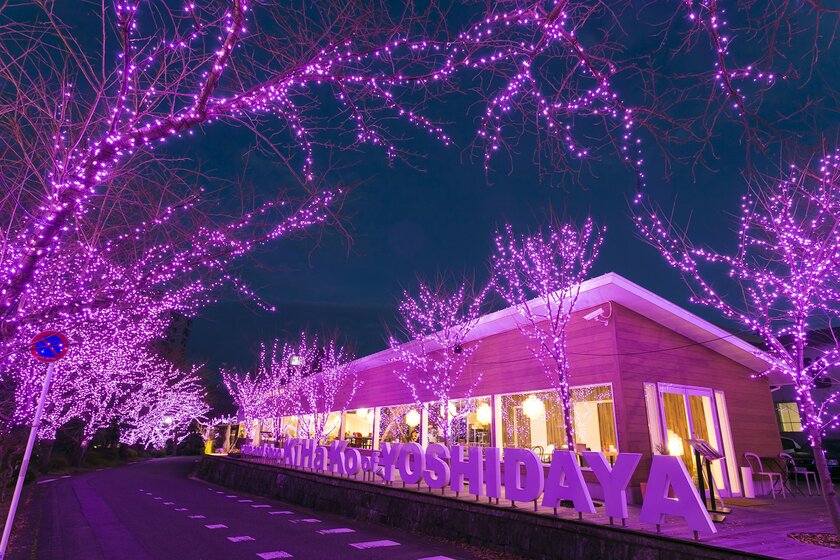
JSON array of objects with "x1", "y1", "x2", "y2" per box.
[{"x1": 8, "y1": 457, "x2": 507, "y2": 560}]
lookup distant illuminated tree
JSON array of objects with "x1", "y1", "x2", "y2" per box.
[
  {"x1": 224, "y1": 333, "x2": 360, "y2": 445},
  {"x1": 491, "y1": 218, "x2": 604, "y2": 448},
  {"x1": 286, "y1": 334, "x2": 360, "y2": 444},
  {"x1": 222, "y1": 367, "x2": 270, "y2": 442},
  {"x1": 636, "y1": 151, "x2": 840, "y2": 537},
  {"x1": 390, "y1": 276, "x2": 486, "y2": 445},
  {"x1": 121, "y1": 362, "x2": 209, "y2": 450}
]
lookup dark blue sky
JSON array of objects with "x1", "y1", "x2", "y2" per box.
[{"x1": 183, "y1": 2, "x2": 840, "y2": 393}]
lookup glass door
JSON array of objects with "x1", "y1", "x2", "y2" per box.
[{"x1": 657, "y1": 384, "x2": 731, "y2": 496}]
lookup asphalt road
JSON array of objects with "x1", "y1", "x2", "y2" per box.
[{"x1": 7, "y1": 457, "x2": 501, "y2": 560}]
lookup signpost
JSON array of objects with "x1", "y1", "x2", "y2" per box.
[{"x1": 0, "y1": 331, "x2": 68, "y2": 559}]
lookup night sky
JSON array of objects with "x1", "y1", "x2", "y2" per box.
[{"x1": 182, "y1": 2, "x2": 840, "y2": 402}]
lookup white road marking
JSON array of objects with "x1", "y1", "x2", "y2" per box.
[
  {"x1": 289, "y1": 518, "x2": 320, "y2": 524},
  {"x1": 145, "y1": 492, "x2": 153, "y2": 495},
  {"x1": 227, "y1": 536, "x2": 255, "y2": 543},
  {"x1": 163, "y1": 502, "x2": 174, "y2": 505},
  {"x1": 205, "y1": 524, "x2": 228, "y2": 529},
  {"x1": 417, "y1": 557, "x2": 456, "y2": 560},
  {"x1": 256, "y1": 552, "x2": 293, "y2": 559},
  {"x1": 268, "y1": 511, "x2": 293, "y2": 515},
  {"x1": 153, "y1": 497, "x2": 162, "y2": 500},
  {"x1": 349, "y1": 540, "x2": 400, "y2": 550},
  {"x1": 317, "y1": 528, "x2": 355, "y2": 535},
  {"x1": 226, "y1": 495, "x2": 238, "y2": 498},
  {"x1": 238, "y1": 499, "x2": 254, "y2": 503},
  {"x1": 60, "y1": 475, "x2": 71, "y2": 479},
  {"x1": 37, "y1": 478, "x2": 57, "y2": 485},
  {"x1": 251, "y1": 504, "x2": 271, "y2": 508},
  {"x1": 188, "y1": 515, "x2": 206, "y2": 519},
  {"x1": 95, "y1": 468, "x2": 104, "y2": 472},
  {"x1": 138, "y1": 488, "x2": 144, "y2": 492},
  {"x1": 175, "y1": 508, "x2": 188, "y2": 512}
]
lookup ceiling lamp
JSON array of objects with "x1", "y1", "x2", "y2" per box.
[
  {"x1": 476, "y1": 403, "x2": 492, "y2": 426},
  {"x1": 405, "y1": 409, "x2": 421, "y2": 428},
  {"x1": 522, "y1": 394, "x2": 545, "y2": 419}
]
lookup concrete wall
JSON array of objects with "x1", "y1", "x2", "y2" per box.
[{"x1": 196, "y1": 456, "x2": 770, "y2": 560}]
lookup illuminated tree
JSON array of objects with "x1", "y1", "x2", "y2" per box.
[
  {"x1": 224, "y1": 333, "x2": 360, "y2": 444},
  {"x1": 378, "y1": 405, "x2": 418, "y2": 444},
  {"x1": 222, "y1": 367, "x2": 271, "y2": 443},
  {"x1": 284, "y1": 334, "x2": 360, "y2": 444},
  {"x1": 636, "y1": 151, "x2": 840, "y2": 537},
  {"x1": 121, "y1": 362, "x2": 209, "y2": 450},
  {"x1": 491, "y1": 218, "x2": 603, "y2": 448},
  {"x1": 390, "y1": 276, "x2": 486, "y2": 445},
  {"x1": 6, "y1": 0, "x2": 820, "y2": 328}
]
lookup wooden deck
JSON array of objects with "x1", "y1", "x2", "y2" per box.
[{"x1": 434, "y1": 484, "x2": 839, "y2": 560}]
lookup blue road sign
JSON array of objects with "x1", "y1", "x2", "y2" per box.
[{"x1": 30, "y1": 331, "x2": 68, "y2": 362}]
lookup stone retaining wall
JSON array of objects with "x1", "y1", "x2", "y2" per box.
[{"x1": 195, "y1": 455, "x2": 770, "y2": 560}]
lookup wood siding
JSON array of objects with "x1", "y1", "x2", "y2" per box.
[{"x1": 611, "y1": 303, "x2": 781, "y2": 482}]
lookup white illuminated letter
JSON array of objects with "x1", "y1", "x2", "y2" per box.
[
  {"x1": 397, "y1": 442, "x2": 425, "y2": 484},
  {"x1": 504, "y1": 448, "x2": 544, "y2": 503},
  {"x1": 483, "y1": 447, "x2": 502, "y2": 499},
  {"x1": 639, "y1": 455, "x2": 716, "y2": 534},
  {"x1": 423, "y1": 443, "x2": 450, "y2": 489},
  {"x1": 542, "y1": 450, "x2": 595, "y2": 513},
  {"x1": 450, "y1": 445, "x2": 484, "y2": 497},
  {"x1": 583, "y1": 452, "x2": 640, "y2": 519}
]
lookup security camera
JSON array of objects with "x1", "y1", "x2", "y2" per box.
[
  {"x1": 583, "y1": 307, "x2": 609, "y2": 326},
  {"x1": 583, "y1": 308, "x2": 605, "y2": 321}
]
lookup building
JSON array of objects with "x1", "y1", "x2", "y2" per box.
[
  {"x1": 254, "y1": 273, "x2": 781, "y2": 500},
  {"x1": 771, "y1": 327, "x2": 840, "y2": 447}
]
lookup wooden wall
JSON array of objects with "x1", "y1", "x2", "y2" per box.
[
  {"x1": 345, "y1": 306, "x2": 622, "y2": 409},
  {"x1": 611, "y1": 303, "x2": 781, "y2": 482}
]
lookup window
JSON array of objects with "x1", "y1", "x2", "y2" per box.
[
  {"x1": 343, "y1": 408, "x2": 375, "y2": 449},
  {"x1": 776, "y1": 402, "x2": 803, "y2": 432},
  {"x1": 500, "y1": 384, "x2": 617, "y2": 456},
  {"x1": 428, "y1": 396, "x2": 492, "y2": 446},
  {"x1": 378, "y1": 405, "x2": 420, "y2": 444}
]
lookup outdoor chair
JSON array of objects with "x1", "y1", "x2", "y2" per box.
[
  {"x1": 744, "y1": 452, "x2": 785, "y2": 499},
  {"x1": 779, "y1": 452, "x2": 820, "y2": 496}
]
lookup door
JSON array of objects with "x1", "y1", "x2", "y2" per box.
[{"x1": 657, "y1": 384, "x2": 732, "y2": 496}]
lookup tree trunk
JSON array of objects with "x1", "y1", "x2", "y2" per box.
[
  {"x1": 76, "y1": 443, "x2": 88, "y2": 469},
  {"x1": 37, "y1": 439, "x2": 55, "y2": 473},
  {"x1": 803, "y1": 400, "x2": 840, "y2": 538},
  {"x1": 560, "y1": 387, "x2": 575, "y2": 451}
]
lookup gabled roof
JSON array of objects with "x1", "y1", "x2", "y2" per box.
[{"x1": 352, "y1": 272, "x2": 773, "y2": 376}]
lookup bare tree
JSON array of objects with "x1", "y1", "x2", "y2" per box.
[
  {"x1": 389, "y1": 275, "x2": 486, "y2": 445},
  {"x1": 491, "y1": 218, "x2": 603, "y2": 448},
  {"x1": 636, "y1": 150, "x2": 840, "y2": 537}
]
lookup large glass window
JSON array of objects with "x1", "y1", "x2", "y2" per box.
[
  {"x1": 501, "y1": 384, "x2": 617, "y2": 458},
  {"x1": 776, "y1": 402, "x2": 803, "y2": 432},
  {"x1": 296, "y1": 412, "x2": 342, "y2": 443},
  {"x1": 344, "y1": 408, "x2": 375, "y2": 449},
  {"x1": 426, "y1": 396, "x2": 492, "y2": 446},
  {"x1": 378, "y1": 405, "x2": 420, "y2": 444},
  {"x1": 572, "y1": 385, "x2": 617, "y2": 453}
]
